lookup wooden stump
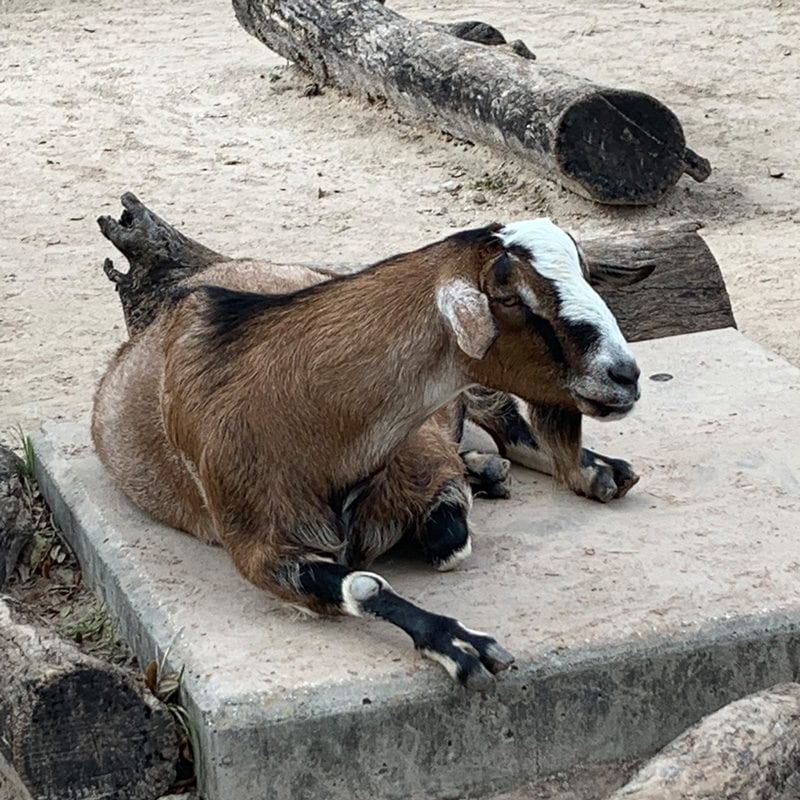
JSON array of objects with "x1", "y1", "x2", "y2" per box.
[
  {"x1": 0, "y1": 599, "x2": 177, "y2": 800},
  {"x1": 97, "y1": 193, "x2": 734, "y2": 341},
  {"x1": 232, "y1": 0, "x2": 710, "y2": 205},
  {"x1": 606, "y1": 684, "x2": 800, "y2": 800}
]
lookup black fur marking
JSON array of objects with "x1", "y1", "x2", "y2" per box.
[
  {"x1": 506, "y1": 243, "x2": 535, "y2": 263},
  {"x1": 168, "y1": 285, "x2": 195, "y2": 305},
  {"x1": 202, "y1": 284, "x2": 310, "y2": 345},
  {"x1": 494, "y1": 396, "x2": 537, "y2": 449},
  {"x1": 492, "y1": 252, "x2": 514, "y2": 284},
  {"x1": 446, "y1": 223, "x2": 503, "y2": 247},
  {"x1": 564, "y1": 320, "x2": 602, "y2": 354},
  {"x1": 361, "y1": 591, "x2": 514, "y2": 685},
  {"x1": 453, "y1": 396, "x2": 467, "y2": 442},
  {"x1": 292, "y1": 561, "x2": 351, "y2": 607},
  {"x1": 524, "y1": 308, "x2": 567, "y2": 367},
  {"x1": 421, "y1": 496, "x2": 469, "y2": 567}
]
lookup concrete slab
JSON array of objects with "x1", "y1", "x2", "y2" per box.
[{"x1": 33, "y1": 329, "x2": 800, "y2": 800}]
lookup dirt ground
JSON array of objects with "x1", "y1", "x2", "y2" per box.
[{"x1": 1, "y1": 0, "x2": 799, "y2": 438}]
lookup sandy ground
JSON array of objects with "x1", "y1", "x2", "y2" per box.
[{"x1": 0, "y1": 0, "x2": 798, "y2": 437}]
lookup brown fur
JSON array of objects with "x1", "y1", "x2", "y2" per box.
[{"x1": 92, "y1": 230, "x2": 595, "y2": 610}]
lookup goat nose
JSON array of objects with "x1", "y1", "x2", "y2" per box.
[{"x1": 608, "y1": 360, "x2": 640, "y2": 388}]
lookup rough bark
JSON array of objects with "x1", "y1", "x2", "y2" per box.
[
  {"x1": 606, "y1": 683, "x2": 800, "y2": 800},
  {"x1": 97, "y1": 194, "x2": 229, "y2": 335},
  {"x1": 98, "y1": 193, "x2": 734, "y2": 342},
  {"x1": 231, "y1": 0, "x2": 710, "y2": 205},
  {"x1": 0, "y1": 599, "x2": 177, "y2": 800},
  {"x1": 0, "y1": 445, "x2": 32, "y2": 591},
  {"x1": 580, "y1": 222, "x2": 735, "y2": 341}
]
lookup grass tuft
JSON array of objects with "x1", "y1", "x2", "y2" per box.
[
  {"x1": 146, "y1": 647, "x2": 199, "y2": 793},
  {"x1": 15, "y1": 424, "x2": 36, "y2": 481}
]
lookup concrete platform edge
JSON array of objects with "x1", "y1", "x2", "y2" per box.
[{"x1": 32, "y1": 425, "x2": 800, "y2": 800}]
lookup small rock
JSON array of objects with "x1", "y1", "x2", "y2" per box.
[
  {"x1": 470, "y1": 191, "x2": 487, "y2": 205},
  {"x1": 302, "y1": 83, "x2": 321, "y2": 97},
  {"x1": 418, "y1": 184, "x2": 440, "y2": 197},
  {"x1": 769, "y1": 168, "x2": 785, "y2": 179},
  {"x1": 441, "y1": 179, "x2": 462, "y2": 194},
  {"x1": 783, "y1": 48, "x2": 792, "y2": 56}
]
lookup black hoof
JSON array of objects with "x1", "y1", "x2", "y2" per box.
[
  {"x1": 417, "y1": 617, "x2": 515, "y2": 689},
  {"x1": 463, "y1": 451, "x2": 512, "y2": 500},
  {"x1": 580, "y1": 450, "x2": 640, "y2": 503}
]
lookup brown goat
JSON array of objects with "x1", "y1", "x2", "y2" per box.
[{"x1": 92, "y1": 219, "x2": 643, "y2": 688}]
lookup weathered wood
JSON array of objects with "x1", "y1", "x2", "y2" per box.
[
  {"x1": 0, "y1": 599, "x2": 177, "y2": 800},
  {"x1": 98, "y1": 193, "x2": 734, "y2": 342},
  {"x1": 0, "y1": 445, "x2": 31, "y2": 591},
  {"x1": 97, "y1": 193, "x2": 229, "y2": 335},
  {"x1": 231, "y1": 0, "x2": 710, "y2": 205},
  {"x1": 606, "y1": 683, "x2": 800, "y2": 800},
  {"x1": 580, "y1": 223, "x2": 735, "y2": 341}
]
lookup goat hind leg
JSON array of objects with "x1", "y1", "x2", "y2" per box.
[
  {"x1": 350, "y1": 414, "x2": 476, "y2": 572},
  {"x1": 277, "y1": 559, "x2": 514, "y2": 689}
]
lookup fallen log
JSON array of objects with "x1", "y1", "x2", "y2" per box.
[
  {"x1": 0, "y1": 445, "x2": 31, "y2": 591},
  {"x1": 97, "y1": 192, "x2": 735, "y2": 340},
  {"x1": 231, "y1": 0, "x2": 710, "y2": 205},
  {"x1": 606, "y1": 683, "x2": 800, "y2": 800},
  {"x1": 0, "y1": 599, "x2": 177, "y2": 800}
]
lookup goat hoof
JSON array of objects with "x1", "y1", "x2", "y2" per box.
[
  {"x1": 418, "y1": 619, "x2": 515, "y2": 689},
  {"x1": 576, "y1": 450, "x2": 639, "y2": 503},
  {"x1": 464, "y1": 451, "x2": 512, "y2": 500}
]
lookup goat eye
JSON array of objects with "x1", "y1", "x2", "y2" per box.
[{"x1": 496, "y1": 296, "x2": 521, "y2": 307}]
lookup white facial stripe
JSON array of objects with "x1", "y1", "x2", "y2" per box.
[{"x1": 496, "y1": 219, "x2": 631, "y2": 359}]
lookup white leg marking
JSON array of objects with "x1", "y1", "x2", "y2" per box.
[
  {"x1": 419, "y1": 648, "x2": 461, "y2": 681},
  {"x1": 459, "y1": 623, "x2": 491, "y2": 638},
  {"x1": 453, "y1": 638, "x2": 480, "y2": 657},
  {"x1": 341, "y1": 572, "x2": 388, "y2": 618},
  {"x1": 505, "y1": 441, "x2": 554, "y2": 474},
  {"x1": 435, "y1": 537, "x2": 472, "y2": 572}
]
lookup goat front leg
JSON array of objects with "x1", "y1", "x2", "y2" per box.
[
  {"x1": 276, "y1": 560, "x2": 514, "y2": 689},
  {"x1": 464, "y1": 389, "x2": 638, "y2": 503}
]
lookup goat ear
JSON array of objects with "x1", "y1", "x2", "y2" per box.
[
  {"x1": 436, "y1": 279, "x2": 497, "y2": 360},
  {"x1": 588, "y1": 261, "x2": 656, "y2": 288}
]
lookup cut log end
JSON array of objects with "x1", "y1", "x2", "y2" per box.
[
  {"x1": 555, "y1": 89, "x2": 696, "y2": 205},
  {"x1": 19, "y1": 668, "x2": 176, "y2": 800},
  {"x1": 0, "y1": 602, "x2": 178, "y2": 800}
]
